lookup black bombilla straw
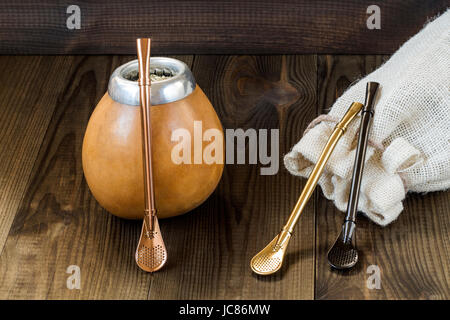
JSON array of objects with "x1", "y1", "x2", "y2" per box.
[
  {"x1": 327, "y1": 82, "x2": 379, "y2": 270},
  {"x1": 342, "y1": 82, "x2": 379, "y2": 242}
]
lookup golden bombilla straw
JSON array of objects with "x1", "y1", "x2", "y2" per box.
[
  {"x1": 135, "y1": 38, "x2": 168, "y2": 272},
  {"x1": 250, "y1": 101, "x2": 364, "y2": 275}
]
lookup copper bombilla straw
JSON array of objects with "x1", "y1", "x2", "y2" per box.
[
  {"x1": 135, "y1": 38, "x2": 167, "y2": 272},
  {"x1": 136, "y1": 38, "x2": 156, "y2": 236}
]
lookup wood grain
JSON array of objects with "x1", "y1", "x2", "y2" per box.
[
  {"x1": 148, "y1": 55, "x2": 317, "y2": 299},
  {"x1": 0, "y1": 55, "x2": 193, "y2": 299},
  {"x1": 0, "y1": 54, "x2": 317, "y2": 299},
  {"x1": 0, "y1": 56, "x2": 77, "y2": 256},
  {"x1": 0, "y1": 0, "x2": 447, "y2": 54},
  {"x1": 315, "y1": 55, "x2": 450, "y2": 300},
  {"x1": 0, "y1": 55, "x2": 448, "y2": 299}
]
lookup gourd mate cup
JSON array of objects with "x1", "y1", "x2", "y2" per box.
[{"x1": 82, "y1": 58, "x2": 224, "y2": 219}]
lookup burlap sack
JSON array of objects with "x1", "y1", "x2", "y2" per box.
[{"x1": 284, "y1": 10, "x2": 450, "y2": 226}]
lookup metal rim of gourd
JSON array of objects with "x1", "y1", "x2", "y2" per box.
[{"x1": 108, "y1": 57, "x2": 196, "y2": 106}]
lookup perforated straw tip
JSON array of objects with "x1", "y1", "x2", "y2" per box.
[
  {"x1": 250, "y1": 253, "x2": 283, "y2": 276},
  {"x1": 135, "y1": 220, "x2": 168, "y2": 273},
  {"x1": 250, "y1": 232, "x2": 291, "y2": 275},
  {"x1": 135, "y1": 242, "x2": 167, "y2": 272},
  {"x1": 327, "y1": 234, "x2": 358, "y2": 270}
]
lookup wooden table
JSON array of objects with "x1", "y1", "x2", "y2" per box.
[{"x1": 0, "y1": 54, "x2": 448, "y2": 299}]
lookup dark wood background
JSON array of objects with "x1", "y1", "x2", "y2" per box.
[
  {"x1": 0, "y1": 0, "x2": 447, "y2": 54},
  {"x1": 0, "y1": 54, "x2": 448, "y2": 299},
  {"x1": 0, "y1": 0, "x2": 448, "y2": 300}
]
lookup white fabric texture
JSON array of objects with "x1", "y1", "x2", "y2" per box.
[{"x1": 284, "y1": 10, "x2": 450, "y2": 226}]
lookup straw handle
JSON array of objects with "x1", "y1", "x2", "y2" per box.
[
  {"x1": 136, "y1": 38, "x2": 156, "y2": 233},
  {"x1": 282, "y1": 102, "x2": 363, "y2": 234},
  {"x1": 345, "y1": 82, "x2": 379, "y2": 222}
]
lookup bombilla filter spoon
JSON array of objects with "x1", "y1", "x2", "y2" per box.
[
  {"x1": 135, "y1": 38, "x2": 168, "y2": 272},
  {"x1": 327, "y1": 82, "x2": 379, "y2": 270},
  {"x1": 251, "y1": 101, "x2": 364, "y2": 276}
]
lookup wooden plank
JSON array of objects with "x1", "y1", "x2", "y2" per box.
[
  {"x1": 0, "y1": 56, "x2": 77, "y2": 257},
  {"x1": 2, "y1": 54, "x2": 447, "y2": 300},
  {"x1": 0, "y1": 55, "x2": 191, "y2": 299},
  {"x1": 148, "y1": 55, "x2": 317, "y2": 299},
  {"x1": 0, "y1": 1, "x2": 446, "y2": 54},
  {"x1": 315, "y1": 55, "x2": 450, "y2": 299}
]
